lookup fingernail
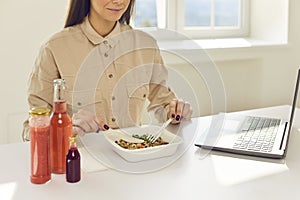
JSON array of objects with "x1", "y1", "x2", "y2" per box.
[
  {"x1": 176, "y1": 115, "x2": 181, "y2": 121},
  {"x1": 171, "y1": 114, "x2": 175, "y2": 118},
  {"x1": 104, "y1": 124, "x2": 110, "y2": 130}
]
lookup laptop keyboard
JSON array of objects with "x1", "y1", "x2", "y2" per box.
[{"x1": 233, "y1": 116, "x2": 281, "y2": 152}]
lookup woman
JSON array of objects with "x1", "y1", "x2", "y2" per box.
[{"x1": 23, "y1": 0, "x2": 192, "y2": 140}]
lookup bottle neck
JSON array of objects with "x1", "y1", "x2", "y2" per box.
[
  {"x1": 53, "y1": 101, "x2": 67, "y2": 113},
  {"x1": 69, "y1": 140, "x2": 77, "y2": 149},
  {"x1": 53, "y1": 84, "x2": 65, "y2": 102},
  {"x1": 53, "y1": 81, "x2": 67, "y2": 113}
]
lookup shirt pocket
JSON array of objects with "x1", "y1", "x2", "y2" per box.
[
  {"x1": 118, "y1": 62, "x2": 152, "y2": 86},
  {"x1": 126, "y1": 84, "x2": 149, "y2": 100},
  {"x1": 125, "y1": 84, "x2": 149, "y2": 125},
  {"x1": 65, "y1": 89, "x2": 102, "y2": 113}
]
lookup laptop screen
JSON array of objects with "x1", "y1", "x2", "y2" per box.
[{"x1": 288, "y1": 68, "x2": 300, "y2": 135}]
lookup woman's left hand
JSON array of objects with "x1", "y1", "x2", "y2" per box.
[{"x1": 168, "y1": 99, "x2": 193, "y2": 124}]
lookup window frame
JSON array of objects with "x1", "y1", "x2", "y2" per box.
[{"x1": 135, "y1": 0, "x2": 250, "y2": 39}]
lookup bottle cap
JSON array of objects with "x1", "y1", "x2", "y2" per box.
[
  {"x1": 29, "y1": 107, "x2": 51, "y2": 116},
  {"x1": 69, "y1": 135, "x2": 77, "y2": 143},
  {"x1": 53, "y1": 79, "x2": 65, "y2": 85}
]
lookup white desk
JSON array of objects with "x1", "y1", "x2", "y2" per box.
[{"x1": 1, "y1": 105, "x2": 300, "y2": 200}]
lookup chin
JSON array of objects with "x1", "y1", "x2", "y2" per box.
[{"x1": 111, "y1": 16, "x2": 122, "y2": 22}]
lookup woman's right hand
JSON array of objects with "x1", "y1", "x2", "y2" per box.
[{"x1": 72, "y1": 109, "x2": 109, "y2": 136}]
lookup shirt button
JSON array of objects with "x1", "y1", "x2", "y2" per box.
[
  {"x1": 112, "y1": 96, "x2": 115, "y2": 100},
  {"x1": 77, "y1": 102, "x2": 82, "y2": 106},
  {"x1": 111, "y1": 118, "x2": 116, "y2": 122},
  {"x1": 104, "y1": 53, "x2": 108, "y2": 57},
  {"x1": 108, "y1": 74, "x2": 113, "y2": 78},
  {"x1": 103, "y1": 40, "x2": 108, "y2": 45},
  {"x1": 143, "y1": 94, "x2": 146, "y2": 98}
]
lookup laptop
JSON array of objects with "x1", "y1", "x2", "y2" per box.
[{"x1": 195, "y1": 68, "x2": 300, "y2": 159}]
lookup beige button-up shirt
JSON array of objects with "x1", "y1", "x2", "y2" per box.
[{"x1": 24, "y1": 17, "x2": 176, "y2": 140}]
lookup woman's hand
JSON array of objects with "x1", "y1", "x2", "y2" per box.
[
  {"x1": 72, "y1": 109, "x2": 109, "y2": 136},
  {"x1": 168, "y1": 99, "x2": 193, "y2": 124}
]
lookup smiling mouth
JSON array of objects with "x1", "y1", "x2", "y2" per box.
[{"x1": 107, "y1": 8, "x2": 123, "y2": 12}]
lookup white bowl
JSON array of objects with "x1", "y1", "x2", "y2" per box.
[{"x1": 104, "y1": 125, "x2": 182, "y2": 162}]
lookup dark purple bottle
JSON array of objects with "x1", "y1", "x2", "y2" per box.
[{"x1": 66, "y1": 135, "x2": 81, "y2": 183}]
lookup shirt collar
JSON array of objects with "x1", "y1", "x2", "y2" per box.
[{"x1": 80, "y1": 16, "x2": 121, "y2": 46}]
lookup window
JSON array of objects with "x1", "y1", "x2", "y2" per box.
[
  {"x1": 133, "y1": 0, "x2": 166, "y2": 28},
  {"x1": 133, "y1": 0, "x2": 249, "y2": 39},
  {"x1": 134, "y1": 0, "x2": 158, "y2": 27}
]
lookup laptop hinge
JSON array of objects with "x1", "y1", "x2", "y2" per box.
[{"x1": 279, "y1": 122, "x2": 288, "y2": 150}]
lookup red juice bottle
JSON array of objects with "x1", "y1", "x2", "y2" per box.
[
  {"x1": 66, "y1": 135, "x2": 81, "y2": 183},
  {"x1": 29, "y1": 107, "x2": 51, "y2": 184},
  {"x1": 50, "y1": 79, "x2": 72, "y2": 174}
]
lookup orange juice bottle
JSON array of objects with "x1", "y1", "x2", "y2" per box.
[
  {"x1": 29, "y1": 107, "x2": 51, "y2": 184},
  {"x1": 50, "y1": 79, "x2": 72, "y2": 174}
]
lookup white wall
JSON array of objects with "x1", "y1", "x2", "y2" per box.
[
  {"x1": 162, "y1": 0, "x2": 300, "y2": 117},
  {"x1": 211, "y1": 0, "x2": 300, "y2": 112},
  {"x1": 1, "y1": 0, "x2": 300, "y2": 144},
  {"x1": 0, "y1": 0, "x2": 68, "y2": 144}
]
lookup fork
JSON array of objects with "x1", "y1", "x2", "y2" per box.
[{"x1": 147, "y1": 117, "x2": 173, "y2": 143}]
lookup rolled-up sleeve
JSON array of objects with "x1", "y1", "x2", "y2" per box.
[
  {"x1": 28, "y1": 43, "x2": 60, "y2": 109},
  {"x1": 147, "y1": 48, "x2": 176, "y2": 122}
]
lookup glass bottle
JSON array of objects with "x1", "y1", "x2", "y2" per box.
[
  {"x1": 29, "y1": 107, "x2": 51, "y2": 184},
  {"x1": 50, "y1": 79, "x2": 72, "y2": 174},
  {"x1": 66, "y1": 135, "x2": 81, "y2": 183}
]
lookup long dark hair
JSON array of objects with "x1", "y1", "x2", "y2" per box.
[{"x1": 64, "y1": 0, "x2": 135, "y2": 28}]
